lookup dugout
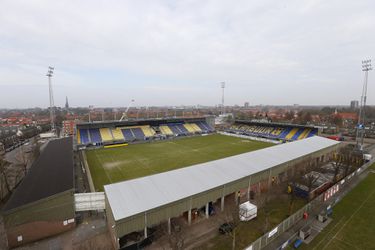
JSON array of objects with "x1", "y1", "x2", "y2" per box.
[{"x1": 2, "y1": 137, "x2": 75, "y2": 248}]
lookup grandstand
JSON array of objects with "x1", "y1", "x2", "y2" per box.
[
  {"x1": 76, "y1": 118, "x2": 214, "y2": 147},
  {"x1": 227, "y1": 120, "x2": 318, "y2": 142}
]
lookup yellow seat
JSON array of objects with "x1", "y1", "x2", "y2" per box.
[
  {"x1": 298, "y1": 128, "x2": 311, "y2": 140},
  {"x1": 160, "y1": 125, "x2": 173, "y2": 135},
  {"x1": 77, "y1": 129, "x2": 81, "y2": 144},
  {"x1": 285, "y1": 128, "x2": 299, "y2": 140},
  {"x1": 111, "y1": 129, "x2": 125, "y2": 140},
  {"x1": 99, "y1": 128, "x2": 113, "y2": 141},
  {"x1": 141, "y1": 125, "x2": 155, "y2": 137}
]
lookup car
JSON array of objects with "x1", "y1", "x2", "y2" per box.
[{"x1": 219, "y1": 222, "x2": 234, "y2": 234}]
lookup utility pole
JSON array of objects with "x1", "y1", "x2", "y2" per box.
[
  {"x1": 46, "y1": 67, "x2": 55, "y2": 132},
  {"x1": 356, "y1": 59, "x2": 372, "y2": 150},
  {"x1": 221, "y1": 82, "x2": 225, "y2": 115}
]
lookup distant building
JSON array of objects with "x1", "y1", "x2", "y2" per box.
[
  {"x1": 244, "y1": 102, "x2": 249, "y2": 108},
  {"x1": 350, "y1": 100, "x2": 359, "y2": 109},
  {"x1": 62, "y1": 120, "x2": 76, "y2": 136}
]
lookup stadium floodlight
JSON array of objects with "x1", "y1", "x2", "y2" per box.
[
  {"x1": 221, "y1": 82, "x2": 225, "y2": 115},
  {"x1": 356, "y1": 59, "x2": 372, "y2": 150},
  {"x1": 46, "y1": 66, "x2": 55, "y2": 132}
]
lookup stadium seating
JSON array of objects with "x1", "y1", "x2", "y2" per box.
[
  {"x1": 77, "y1": 120, "x2": 215, "y2": 146},
  {"x1": 160, "y1": 125, "x2": 173, "y2": 135},
  {"x1": 89, "y1": 129, "x2": 102, "y2": 144},
  {"x1": 307, "y1": 129, "x2": 317, "y2": 137},
  {"x1": 111, "y1": 128, "x2": 125, "y2": 140},
  {"x1": 79, "y1": 129, "x2": 90, "y2": 144},
  {"x1": 285, "y1": 128, "x2": 299, "y2": 140},
  {"x1": 298, "y1": 128, "x2": 311, "y2": 140},
  {"x1": 176, "y1": 124, "x2": 189, "y2": 134},
  {"x1": 121, "y1": 129, "x2": 135, "y2": 141},
  {"x1": 132, "y1": 128, "x2": 145, "y2": 140},
  {"x1": 140, "y1": 126, "x2": 155, "y2": 137},
  {"x1": 227, "y1": 123, "x2": 318, "y2": 142},
  {"x1": 100, "y1": 128, "x2": 114, "y2": 141},
  {"x1": 278, "y1": 127, "x2": 292, "y2": 139},
  {"x1": 291, "y1": 128, "x2": 305, "y2": 140},
  {"x1": 191, "y1": 123, "x2": 202, "y2": 132},
  {"x1": 183, "y1": 123, "x2": 196, "y2": 133},
  {"x1": 196, "y1": 121, "x2": 214, "y2": 132},
  {"x1": 77, "y1": 129, "x2": 81, "y2": 144},
  {"x1": 168, "y1": 124, "x2": 182, "y2": 135}
]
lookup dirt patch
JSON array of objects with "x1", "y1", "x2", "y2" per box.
[
  {"x1": 103, "y1": 160, "x2": 130, "y2": 170},
  {"x1": 72, "y1": 231, "x2": 113, "y2": 250}
]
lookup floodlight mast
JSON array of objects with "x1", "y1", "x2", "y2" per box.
[
  {"x1": 46, "y1": 66, "x2": 55, "y2": 132},
  {"x1": 221, "y1": 82, "x2": 225, "y2": 115},
  {"x1": 356, "y1": 59, "x2": 372, "y2": 150}
]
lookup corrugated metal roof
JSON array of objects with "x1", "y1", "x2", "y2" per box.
[{"x1": 105, "y1": 136, "x2": 339, "y2": 221}]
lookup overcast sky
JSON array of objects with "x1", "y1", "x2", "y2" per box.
[{"x1": 0, "y1": 0, "x2": 374, "y2": 108}]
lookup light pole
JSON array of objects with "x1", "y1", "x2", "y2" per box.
[
  {"x1": 221, "y1": 82, "x2": 225, "y2": 115},
  {"x1": 46, "y1": 66, "x2": 55, "y2": 132},
  {"x1": 356, "y1": 59, "x2": 372, "y2": 150}
]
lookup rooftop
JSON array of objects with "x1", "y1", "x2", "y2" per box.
[
  {"x1": 3, "y1": 137, "x2": 74, "y2": 212},
  {"x1": 105, "y1": 136, "x2": 340, "y2": 221}
]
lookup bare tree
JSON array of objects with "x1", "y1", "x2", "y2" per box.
[
  {"x1": 15, "y1": 147, "x2": 28, "y2": 175},
  {"x1": 0, "y1": 155, "x2": 11, "y2": 201},
  {"x1": 31, "y1": 137, "x2": 41, "y2": 160}
]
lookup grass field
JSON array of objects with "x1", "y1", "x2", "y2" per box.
[
  {"x1": 85, "y1": 134, "x2": 272, "y2": 191},
  {"x1": 302, "y1": 163, "x2": 375, "y2": 250}
]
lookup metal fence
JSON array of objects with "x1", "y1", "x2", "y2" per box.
[
  {"x1": 246, "y1": 202, "x2": 313, "y2": 250},
  {"x1": 245, "y1": 159, "x2": 375, "y2": 250}
]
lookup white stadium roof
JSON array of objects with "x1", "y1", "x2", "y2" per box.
[{"x1": 105, "y1": 136, "x2": 339, "y2": 221}]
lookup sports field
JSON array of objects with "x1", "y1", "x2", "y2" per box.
[
  {"x1": 304, "y1": 163, "x2": 375, "y2": 250},
  {"x1": 85, "y1": 134, "x2": 272, "y2": 191}
]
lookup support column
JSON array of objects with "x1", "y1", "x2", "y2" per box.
[
  {"x1": 268, "y1": 169, "x2": 272, "y2": 188},
  {"x1": 188, "y1": 209, "x2": 192, "y2": 225},
  {"x1": 167, "y1": 218, "x2": 171, "y2": 234},
  {"x1": 221, "y1": 196, "x2": 225, "y2": 211},
  {"x1": 247, "y1": 177, "x2": 252, "y2": 200},
  {"x1": 235, "y1": 191, "x2": 239, "y2": 205},
  {"x1": 144, "y1": 212, "x2": 148, "y2": 238},
  {"x1": 205, "y1": 203, "x2": 209, "y2": 219}
]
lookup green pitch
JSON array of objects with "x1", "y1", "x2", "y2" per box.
[
  {"x1": 304, "y1": 163, "x2": 375, "y2": 250},
  {"x1": 85, "y1": 134, "x2": 272, "y2": 191}
]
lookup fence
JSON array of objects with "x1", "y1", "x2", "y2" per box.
[{"x1": 245, "y1": 159, "x2": 375, "y2": 250}]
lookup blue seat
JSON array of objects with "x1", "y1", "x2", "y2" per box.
[
  {"x1": 132, "y1": 128, "x2": 145, "y2": 140},
  {"x1": 176, "y1": 124, "x2": 188, "y2": 133},
  {"x1": 89, "y1": 129, "x2": 102, "y2": 144},
  {"x1": 168, "y1": 125, "x2": 181, "y2": 134},
  {"x1": 292, "y1": 128, "x2": 305, "y2": 140},
  {"x1": 122, "y1": 129, "x2": 135, "y2": 141},
  {"x1": 79, "y1": 129, "x2": 90, "y2": 144}
]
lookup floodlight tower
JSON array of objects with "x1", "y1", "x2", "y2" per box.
[
  {"x1": 46, "y1": 66, "x2": 55, "y2": 132},
  {"x1": 356, "y1": 59, "x2": 372, "y2": 150},
  {"x1": 221, "y1": 82, "x2": 225, "y2": 115}
]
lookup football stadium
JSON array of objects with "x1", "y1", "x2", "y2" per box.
[{"x1": 2, "y1": 116, "x2": 343, "y2": 249}]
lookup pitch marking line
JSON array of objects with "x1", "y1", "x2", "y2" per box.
[{"x1": 321, "y1": 188, "x2": 375, "y2": 250}]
